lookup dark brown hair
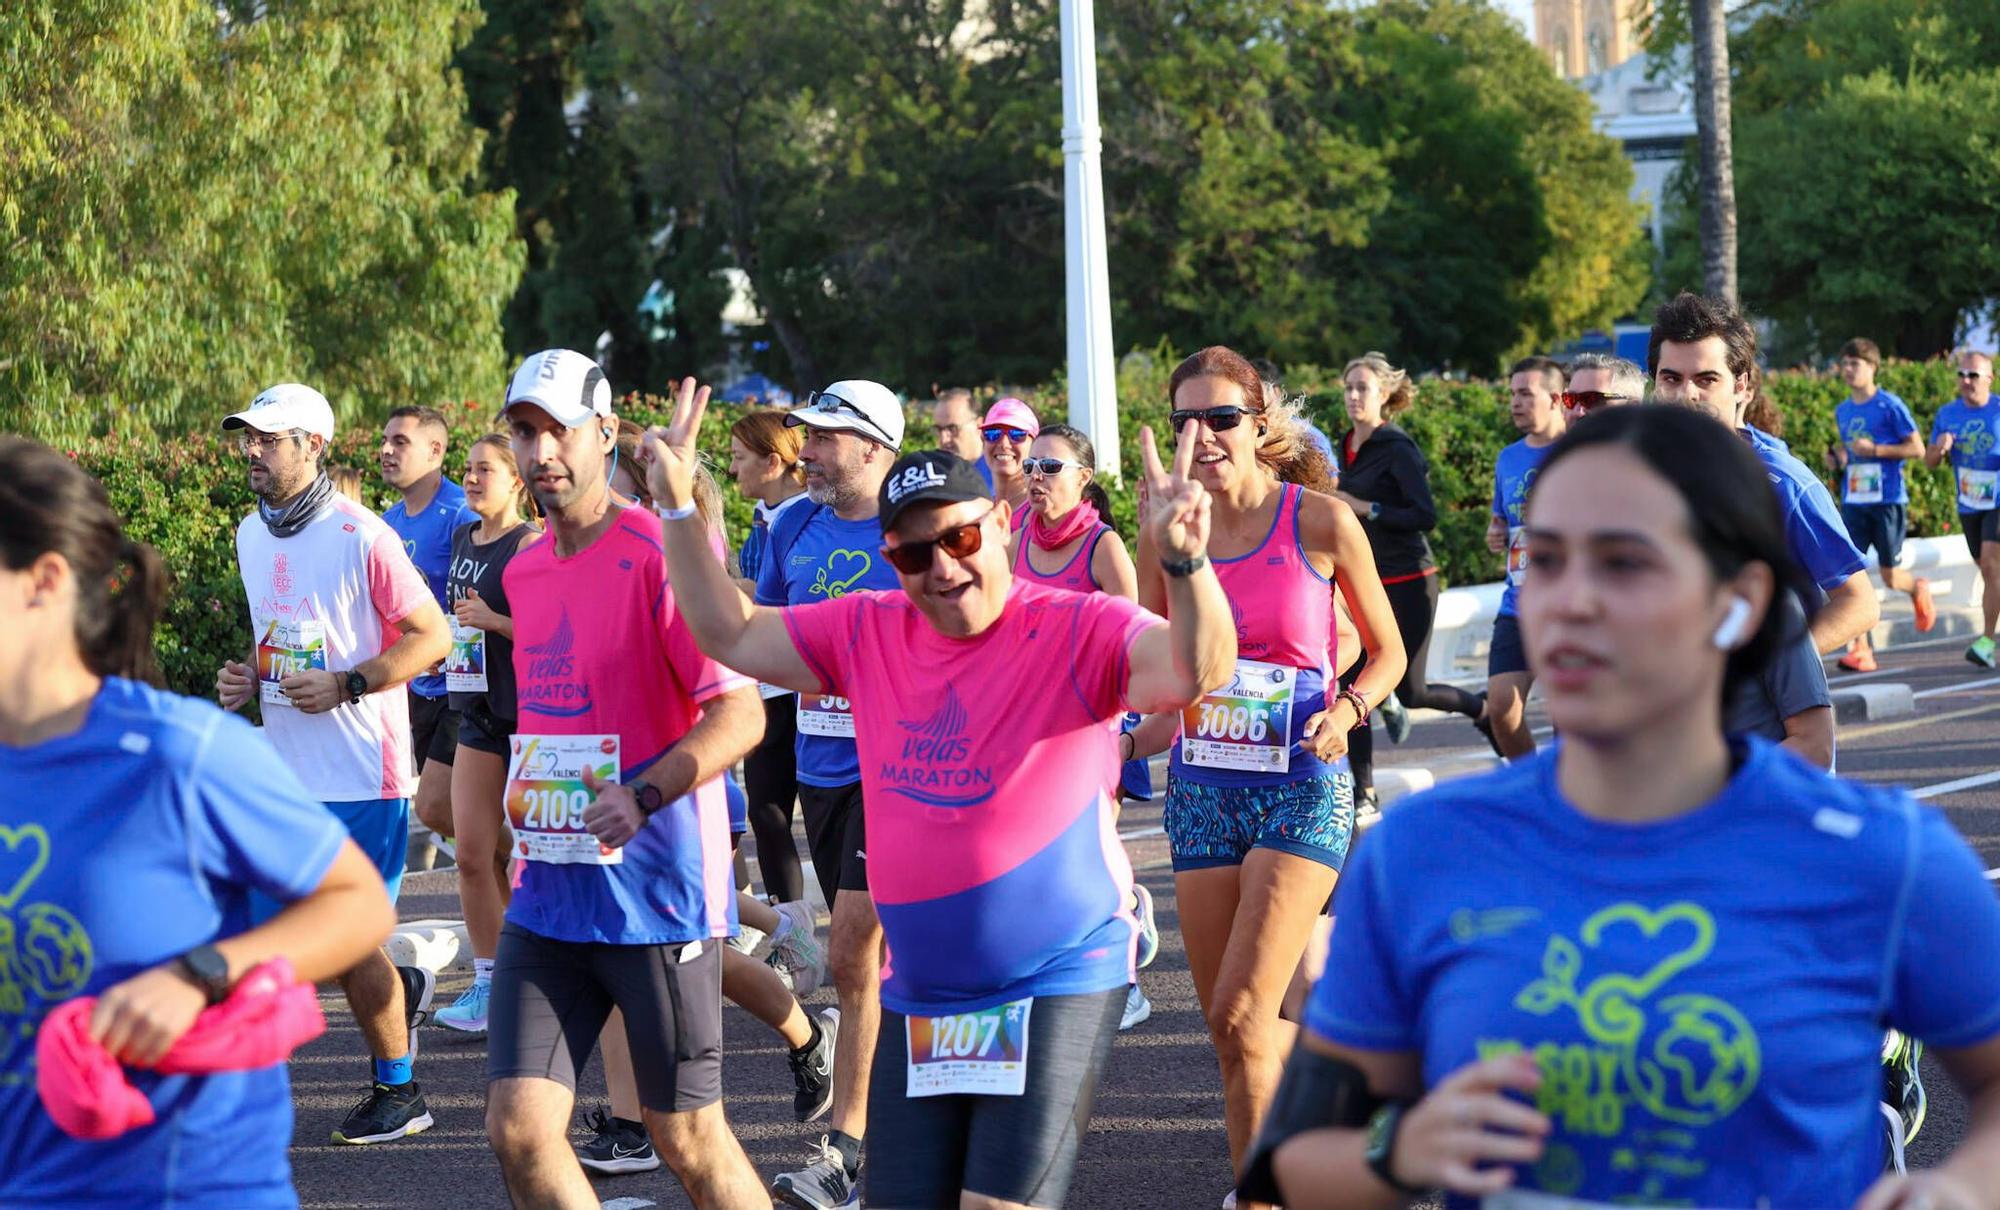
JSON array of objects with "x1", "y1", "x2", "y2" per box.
[
  {"x1": 0, "y1": 437, "x2": 168, "y2": 684},
  {"x1": 1508, "y1": 355, "x2": 1569, "y2": 392},
  {"x1": 1839, "y1": 337, "x2": 1882, "y2": 367},
  {"x1": 1648, "y1": 291, "x2": 1760, "y2": 383}
]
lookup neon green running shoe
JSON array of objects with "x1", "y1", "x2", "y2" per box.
[{"x1": 1968, "y1": 635, "x2": 1998, "y2": 669}]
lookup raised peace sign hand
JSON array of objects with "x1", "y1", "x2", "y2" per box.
[
  {"x1": 640, "y1": 376, "x2": 712, "y2": 513},
  {"x1": 1140, "y1": 420, "x2": 1212, "y2": 562}
]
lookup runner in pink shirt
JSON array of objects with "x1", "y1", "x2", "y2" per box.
[{"x1": 642, "y1": 376, "x2": 1237, "y2": 1210}]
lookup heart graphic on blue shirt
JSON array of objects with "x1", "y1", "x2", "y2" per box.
[
  {"x1": 809, "y1": 549, "x2": 875, "y2": 598},
  {"x1": 0, "y1": 824, "x2": 50, "y2": 912}
]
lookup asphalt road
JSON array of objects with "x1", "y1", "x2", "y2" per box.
[{"x1": 286, "y1": 631, "x2": 2000, "y2": 1209}]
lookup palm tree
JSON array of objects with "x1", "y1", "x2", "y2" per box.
[{"x1": 1690, "y1": 0, "x2": 1738, "y2": 303}]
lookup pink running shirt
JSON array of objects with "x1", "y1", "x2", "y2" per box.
[
  {"x1": 784, "y1": 580, "x2": 1163, "y2": 1014},
  {"x1": 1013, "y1": 526, "x2": 1109, "y2": 594}
]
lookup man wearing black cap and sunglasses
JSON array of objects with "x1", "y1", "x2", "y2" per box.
[
  {"x1": 752, "y1": 378, "x2": 905, "y2": 1207},
  {"x1": 642, "y1": 377, "x2": 1234, "y2": 1210}
]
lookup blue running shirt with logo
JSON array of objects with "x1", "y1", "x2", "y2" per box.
[
  {"x1": 1931, "y1": 399, "x2": 2000, "y2": 514},
  {"x1": 384, "y1": 477, "x2": 469, "y2": 698},
  {"x1": 754, "y1": 504, "x2": 902, "y2": 787},
  {"x1": 1835, "y1": 391, "x2": 1919, "y2": 505},
  {"x1": 0, "y1": 679, "x2": 348, "y2": 1209},
  {"x1": 1491, "y1": 439, "x2": 1554, "y2": 619},
  {"x1": 1308, "y1": 737, "x2": 2000, "y2": 1209}
]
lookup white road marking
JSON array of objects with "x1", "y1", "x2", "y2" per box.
[
  {"x1": 601, "y1": 1198, "x2": 657, "y2": 1209},
  {"x1": 1826, "y1": 668, "x2": 1892, "y2": 686},
  {"x1": 1912, "y1": 675, "x2": 2000, "y2": 700},
  {"x1": 1916, "y1": 770, "x2": 2000, "y2": 800}
]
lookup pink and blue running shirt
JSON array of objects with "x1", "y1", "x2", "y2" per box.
[
  {"x1": 1012, "y1": 526, "x2": 1109, "y2": 594},
  {"x1": 503, "y1": 506, "x2": 751, "y2": 945},
  {"x1": 783, "y1": 580, "x2": 1163, "y2": 1015},
  {"x1": 1169, "y1": 482, "x2": 1336, "y2": 788}
]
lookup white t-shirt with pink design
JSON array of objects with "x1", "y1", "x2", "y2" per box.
[{"x1": 234, "y1": 495, "x2": 432, "y2": 802}]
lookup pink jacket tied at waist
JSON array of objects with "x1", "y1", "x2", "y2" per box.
[{"x1": 36, "y1": 956, "x2": 327, "y2": 1140}]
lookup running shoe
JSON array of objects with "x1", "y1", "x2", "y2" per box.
[
  {"x1": 574, "y1": 1108, "x2": 661, "y2": 1174},
  {"x1": 728, "y1": 921, "x2": 768, "y2": 957},
  {"x1": 790, "y1": 1007, "x2": 839, "y2": 1122},
  {"x1": 434, "y1": 977, "x2": 490, "y2": 1033},
  {"x1": 331, "y1": 1081, "x2": 434, "y2": 1144},
  {"x1": 1882, "y1": 1029, "x2": 1927, "y2": 1148},
  {"x1": 1471, "y1": 692, "x2": 1505, "y2": 759},
  {"x1": 398, "y1": 963, "x2": 436, "y2": 1054},
  {"x1": 772, "y1": 1135, "x2": 860, "y2": 1208},
  {"x1": 1913, "y1": 578, "x2": 1936, "y2": 633},
  {"x1": 1379, "y1": 691, "x2": 1411, "y2": 744},
  {"x1": 767, "y1": 900, "x2": 826, "y2": 998},
  {"x1": 1120, "y1": 983, "x2": 1152, "y2": 1031},
  {"x1": 1967, "y1": 635, "x2": 1997, "y2": 668},
  {"x1": 1133, "y1": 883, "x2": 1160, "y2": 970},
  {"x1": 1355, "y1": 789, "x2": 1383, "y2": 830},
  {"x1": 1838, "y1": 647, "x2": 1878, "y2": 673}
]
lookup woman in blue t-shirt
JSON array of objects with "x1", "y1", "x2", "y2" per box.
[
  {"x1": 1244, "y1": 406, "x2": 2000, "y2": 1210},
  {"x1": 0, "y1": 437, "x2": 396, "y2": 1209}
]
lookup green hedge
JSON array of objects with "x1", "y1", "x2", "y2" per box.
[{"x1": 57, "y1": 358, "x2": 1969, "y2": 698}]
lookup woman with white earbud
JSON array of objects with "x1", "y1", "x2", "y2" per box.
[{"x1": 1244, "y1": 405, "x2": 2000, "y2": 1210}]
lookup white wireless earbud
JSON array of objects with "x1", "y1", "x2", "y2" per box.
[
  {"x1": 602, "y1": 426, "x2": 614, "y2": 441},
  {"x1": 1712, "y1": 595, "x2": 1753, "y2": 650}
]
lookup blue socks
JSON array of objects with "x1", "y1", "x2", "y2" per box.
[{"x1": 373, "y1": 1053, "x2": 413, "y2": 1087}]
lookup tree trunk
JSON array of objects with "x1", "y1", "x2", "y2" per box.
[{"x1": 1691, "y1": 0, "x2": 1738, "y2": 305}]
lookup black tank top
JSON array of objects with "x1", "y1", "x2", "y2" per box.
[{"x1": 446, "y1": 521, "x2": 534, "y2": 720}]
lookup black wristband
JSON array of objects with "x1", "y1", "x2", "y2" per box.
[
  {"x1": 1365, "y1": 1102, "x2": 1425, "y2": 1195},
  {"x1": 1160, "y1": 553, "x2": 1209, "y2": 578}
]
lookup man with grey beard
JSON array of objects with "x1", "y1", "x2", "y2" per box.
[{"x1": 756, "y1": 382, "x2": 903, "y2": 1209}]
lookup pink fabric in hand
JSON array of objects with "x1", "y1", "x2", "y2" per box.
[{"x1": 36, "y1": 957, "x2": 327, "y2": 1140}]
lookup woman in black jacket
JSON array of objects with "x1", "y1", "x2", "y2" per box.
[{"x1": 1330, "y1": 353, "x2": 1485, "y2": 809}]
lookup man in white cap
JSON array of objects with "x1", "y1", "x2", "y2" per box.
[
  {"x1": 214, "y1": 384, "x2": 452, "y2": 1145},
  {"x1": 484, "y1": 350, "x2": 770, "y2": 1209},
  {"x1": 757, "y1": 380, "x2": 904, "y2": 1209}
]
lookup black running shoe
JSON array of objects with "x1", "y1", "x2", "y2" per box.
[
  {"x1": 574, "y1": 1108, "x2": 661, "y2": 1174},
  {"x1": 1471, "y1": 691, "x2": 1506, "y2": 759},
  {"x1": 790, "y1": 1008, "x2": 838, "y2": 1122},
  {"x1": 331, "y1": 1081, "x2": 434, "y2": 1144}
]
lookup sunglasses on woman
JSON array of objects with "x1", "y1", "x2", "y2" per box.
[
  {"x1": 881, "y1": 509, "x2": 994, "y2": 574},
  {"x1": 981, "y1": 426, "x2": 1032, "y2": 444},
  {"x1": 1167, "y1": 405, "x2": 1258, "y2": 433},
  {"x1": 1022, "y1": 457, "x2": 1083, "y2": 477}
]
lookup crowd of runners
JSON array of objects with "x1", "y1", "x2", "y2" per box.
[{"x1": 4, "y1": 289, "x2": 2000, "y2": 1210}]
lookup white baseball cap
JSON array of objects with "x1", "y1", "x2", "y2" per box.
[
  {"x1": 786, "y1": 379, "x2": 905, "y2": 450},
  {"x1": 222, "y1": 383, "x2": 336, "y2": 441},
  {"x1": 504, "y1": 349, "x2": 613, "y2": 427}
]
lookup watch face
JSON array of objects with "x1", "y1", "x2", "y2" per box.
[{"x1": 1366, "y1": 1104, "x2": 1396, "y2": 1161}]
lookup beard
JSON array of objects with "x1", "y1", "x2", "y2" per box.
[{"x1": 806, "y1": 477, "x2": 858, "y2": 510}]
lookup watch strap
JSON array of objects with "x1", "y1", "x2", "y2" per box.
[
  {"x1": 1160, "y1": 553, "x2": 1209, "y2": 579},
  {"x1": 176, "y1": 944, "x2": 231, "y2": 1006},
  {"x1": 1365, "y1": 1102, "x2": 1424, "y2": 1195},
  {"x1": 635, "y1": 782, "x2": 665, "y2": 816}
]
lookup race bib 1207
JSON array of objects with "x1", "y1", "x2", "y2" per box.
[
  {"x1": 1180, "y1": 658, "x2": 1297, "y2": 774},
  {"x1": 905, "y1": 997, "x2": 1032, "y2": 1098},
  {"x1": 505, "y1": 734, "x2": 622, "y2": 865},
  {"x1": 445, "y1": 618, "x2": 488, "y2": 693},
  {"x1": 256, "y1": 616, "x2": 326, "y2": 707},
  {"x1": 1958, "y1": 466, "x2": 1998, "y2": 513}
]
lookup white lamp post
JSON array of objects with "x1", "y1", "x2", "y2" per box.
[{"x1": 1060, "y1": 0, "x2": 1119, "y2": 477}]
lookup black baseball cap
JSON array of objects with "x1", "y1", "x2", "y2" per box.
[{"x1": 878, "y1": 450, "x2": 991, "y2": 534}]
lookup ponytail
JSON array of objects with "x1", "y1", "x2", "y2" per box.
[{"x1": 0, "y1": 437, "x2": 169, "y2": 685}]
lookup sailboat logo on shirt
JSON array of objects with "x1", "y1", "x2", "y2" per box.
[
  {"x1": 882, "y1": 684, "x2": 991, "y2": 807},
  {"x1": 520, "y1": 607, "x2": 592, "y2": 717}
]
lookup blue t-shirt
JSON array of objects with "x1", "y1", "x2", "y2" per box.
[
  {"x1": 1308, "y1": 737, "x2": 2000, "y2": 1209},
  {"x1": 0, "y1": 679, "x2": 348, "y2": 1209},
  {"x1": 1741, "y1": 425, "x2": 1868, "y2": 599},
  {"x1": 383, "y1": 477, "x2": 469, "y2": 698},
  {"x1": 754, "y1": 502, "x2": 901, "y2": 787},
  {"x1": 1835, "y1": 391, "x2": 1919, "y2": 506},
  {"x1": 973, "y1": 457, "x2": 996, "y2": 491},
  {"x1": 1491, "y1": 439, "x2": 1554, "y2": 618},
  {"x1": 1930, "y1": 399, "x2": 2000, "y2": 514}
]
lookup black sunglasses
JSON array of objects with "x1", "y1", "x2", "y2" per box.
[
  {"x1": 802, "y1": 391, "x2": 896, "y2": 445},
  {"x1": 1958, "y1": 370, "x2": 1989, "y2": 380},
  {"x1": 1168, "y1": 405, "x2": 1259, "y2": 433},
  {"x1": 980, "y1": 425, "x2": 1031, "y2": 443},
  {"x1": 1561, "y1": 391, "x2": 1635, "y2": 413},
  {"x1": 881, "y1": 509, "x2": 993, "y2": 574}
]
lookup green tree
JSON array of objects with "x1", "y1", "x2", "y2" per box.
[{"x1": 0, "y1": 0, "x2": 521, "y2": 440}]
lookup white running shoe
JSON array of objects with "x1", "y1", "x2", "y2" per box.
[
  {"x1": 1120, "y1": 983, "x2": 1152, "y2": 1031},
  {"x1": 767, "y1": 900, "x2": 827, "y2": 998}
]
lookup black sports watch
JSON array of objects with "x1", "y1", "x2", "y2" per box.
[
  {"x1": 634, "y1": 783, "x2": 665, "y2": 816},
  {"x1": 343, "y1": 669, "x2": 370, "y2": 703},
  {"x1": 1160, "y1": 553, "x2": 1209, "y2": 578},
  {"x1": 175, "y1": 944, "x2": 232, "y2": 1006},
  {"x1": 1364, "y1": 1102, "x2": 1424, "y2": 1195}
]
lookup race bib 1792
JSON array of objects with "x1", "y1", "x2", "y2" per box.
[{"x1": 256, "y1": 617, "x2": 326, "y2": 707}]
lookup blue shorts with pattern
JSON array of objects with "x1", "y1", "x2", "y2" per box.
[{"x1": 1163, "y1": 770, "x2": 1355, "y2": 873}]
